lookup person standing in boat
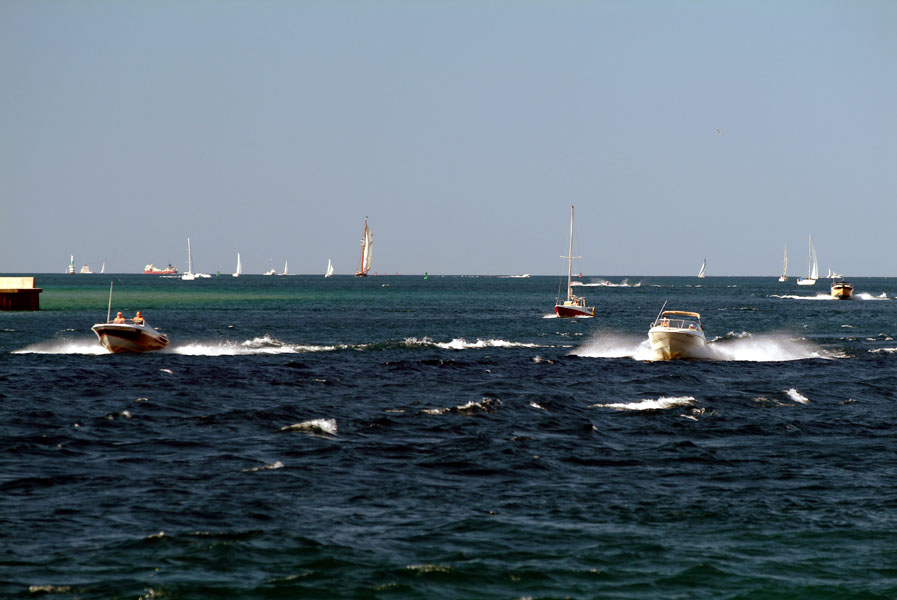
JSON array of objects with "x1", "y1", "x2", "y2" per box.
[
  {"x1": 113, "y1": 312, "x2": 126, "y2": 323},
  {"x1": 131, "y1": 311, "x2": 144, "y2": 325}
]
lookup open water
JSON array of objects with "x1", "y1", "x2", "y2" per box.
[{"x1": 2, "y1": 274, "x2": 896, "y2": 599}]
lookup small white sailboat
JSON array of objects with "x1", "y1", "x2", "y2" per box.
[
  {"x1": 280, "y1": 260, "x2": 289, "y2": 276},
  {"x1": 796, "y1": 235, "x2": 818, "y2": 286},
  {"x1": 778, "y1": 245, "x2": 788, "y2": 282},
  {"x1": 554, "y1": 205, "x2": 595, "y2": 318},
  {"x1": 233, "y1": 252, "x2": 242, "y2": 277},
  {"x1": 325, "y1": 258, "x2": 334, "y2": 278},
  {"x1": 697, "y1": 259, "x2": 706, "y2": 279},
  {"x1": 181, "y1": 237, "x2": 195, "y2": 280},
  {"x1": 100, "y1": 262, "x2": 105, "y2": 274},
  {"x1": 354, "y1": 218, "x2": 373, "y2": 277}
]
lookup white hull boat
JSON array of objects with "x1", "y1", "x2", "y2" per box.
[
  {"x1": 648, "y1": 310, "x2": 707, "y2": 360},
  {"x1": 92, "y1": 321, "x2": 170, "y2": 354},
  {"x1": 91, "y1": 282, "x2": 169, "y2": 353}
]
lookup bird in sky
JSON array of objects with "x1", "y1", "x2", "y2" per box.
[{"x1": 716, "y1": 128, "x2": 725, "y2": 136}]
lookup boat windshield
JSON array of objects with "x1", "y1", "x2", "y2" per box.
[{"x1": 653, "y1": 314, "x2": 702, "y2": 331}]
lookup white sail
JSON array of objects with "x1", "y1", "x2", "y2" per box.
[
  {"x1": 233, "y1": 252, "x2": 242, "y2": 277},
  {"x1": 182, "y1": 238, "x2": 195, "y2": 280},
  {"x1": 778, "y1": 245, "x2": 788, "y2": 281},
  {"x1": 325, "y1": 258, "x2": 334, "y2": 278},
  {"x1": 280, "y1": 260, "x2": 289, "y2": 276},
  {"x1": 697, "y1": 259, "x2": 706, "y2": 278},
  {"x1": 100, "y1": 262, "x2": 105, "y2": 274},
  {"x1": 355, "y1": 218, "x2": 373, "y2": 276},
  {"x1": 796, "y1": 235, "x2": 817, "y2": 285}
]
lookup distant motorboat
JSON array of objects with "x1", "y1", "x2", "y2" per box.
[
  {"x1": 831, "y1": 277, "x2": 853, "y2": 300},
  {"x1": 796, "y1": 235, "x2": 818, "y2": 286},
  {"x1": 554, "y1": 205, "x2": 594, "y2": 318},
  {"x1": 264, "y1": 268, "x2": 276, "y2": 276},
  {"x1": 648, "y1": 308, "x2": 707, "y2": 360},
  {"x1": 145, "y1": 264, "x2": 178, "y2": 275},
  {"x1": 80, "y1": 265, "x2": 93, "y2": 274}
]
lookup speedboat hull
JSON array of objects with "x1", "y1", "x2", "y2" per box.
[
  {"x1": 91, "y1": 323, "x2": 170, "y2": 354},
  {"x1": 555, "y1": 302, "x2": 595, "y2": 318},
  {"x1": 831, "y1": 282, "x2": 853, "y2": 300},
  {"x1": 648, "y1": 328, "x2": 707, "y2": 360}
]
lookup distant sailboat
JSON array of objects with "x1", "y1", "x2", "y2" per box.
[
  {"x1": 280, "y1": 260, "x2": 289, "y2": 276},
  {"x1": 697, "y1": 259, "x2": 706, "y2": 279},
  {"x1": 100, "y1": 262, "x2": 106, "y2": 274},
  {"x1": 181, "y1": 238, "x2": 196, "y2": 280},
  {"x1": 796, "y1": 235, "x2": 818, "y2": 286},
  {"x1": 325, "y1": 258, "x2": 334, "y2": 278},
  {"x1": 233, "y1": 252, "x2": 242, "y2": 277},
  {"x1": 554, "y1": 205, "x2": 595, "y2": 318},
  {"x1": 778, "y1": 245, "x2": 788, "y2": 282},
  {"x1": 67, "y1": 255, "x2": 75, "y2": 275},
  {"x1": 354, "y1": 218, "x2": 373, "y2": 277}
]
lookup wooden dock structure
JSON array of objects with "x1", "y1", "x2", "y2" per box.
[{"x1": 0, "y1": 277, "x2": 43, "y2": 311}]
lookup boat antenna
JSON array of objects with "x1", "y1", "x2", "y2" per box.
[
  {"x1": 653, "y1": 300, "x2": 668, "y2": 325},
  {"x1": 106, "y1": 281, "x2": 114, "y2": 323}
]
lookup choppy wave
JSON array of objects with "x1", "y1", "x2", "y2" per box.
[
  {"x1": 423, "y1": 397, "x2": 502, "y2": 415},
  {"x1": 785, "y1": 388, "x2": 810, "y2": 404},
  {"x1": 572, "y1": 331, "x2": 829, "y2": 362},
  {"x1": 280, "y1": 419, "x2": 338, "y2": 435},
  {"x1": 591, "y1": 396, "x2": 696, "y2": 411}
]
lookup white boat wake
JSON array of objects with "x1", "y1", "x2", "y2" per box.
[{"x1": 572, "y1": 331, "x2": 830, "y2": 362}]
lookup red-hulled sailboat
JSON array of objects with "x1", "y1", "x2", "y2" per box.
[{"x1": 554, "y1": 205, "x2": 595, "y2": 318}]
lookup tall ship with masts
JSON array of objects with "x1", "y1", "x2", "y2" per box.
[
  {"x1": 554, "y1": 205, "x2": 595, "y2": 318},
  {"x1": 355, "y1": 217, "x2": 373, "y2": 277}
]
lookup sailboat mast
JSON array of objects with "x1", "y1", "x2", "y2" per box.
[{"x1": 566, "y1": 205, "x2": 574, "y2": 300}]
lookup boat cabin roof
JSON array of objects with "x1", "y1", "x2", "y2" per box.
[{"x1": 661, "y1": 310, "x2": 701, "y2": 319}]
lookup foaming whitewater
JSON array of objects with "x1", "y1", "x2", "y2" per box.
[
  {"x1": 591, "y1": 396, "x2": 696, "y2": 411},
  {"x1": 571, "y1": 278, "x2": 642, "y2": 288},
  {"x1": 13, "y1": 339, "x2": 109, "y2": 355},
  {"x1": 401, "y1": 337, "x2": 542, "y2": 350},
  {"x1": 572, "y1": 330, "x2": 828, "y2": 362},
  {"x1": 280, "y1": 419, "x2": 338, "y2": 435},
  {"x1": 173, "y1": 335, "x2": 344, "y2": 356}
]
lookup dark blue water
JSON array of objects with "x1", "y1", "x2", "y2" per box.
[{"x1": 2, "y1": 274, "x2": 896, "y2": 599}]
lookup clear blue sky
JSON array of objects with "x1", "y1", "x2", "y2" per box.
[{"x1": 2, "y1": 1, "x2": 895, "y2": 276}]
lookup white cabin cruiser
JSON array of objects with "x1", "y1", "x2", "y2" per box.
[{"x1": 648, "y1": 310, "x2": 707, "y2": 360}]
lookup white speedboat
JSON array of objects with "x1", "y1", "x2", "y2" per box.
[
  {"x1": 92, "y1": 320, "x2": 170, "y2": 354},
  {"x1": 648, "y1": 310, "x2": 707, "y2": 360},
  {"x1": 90, "y1": 282, "x2": 170, "y2": 353}
]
